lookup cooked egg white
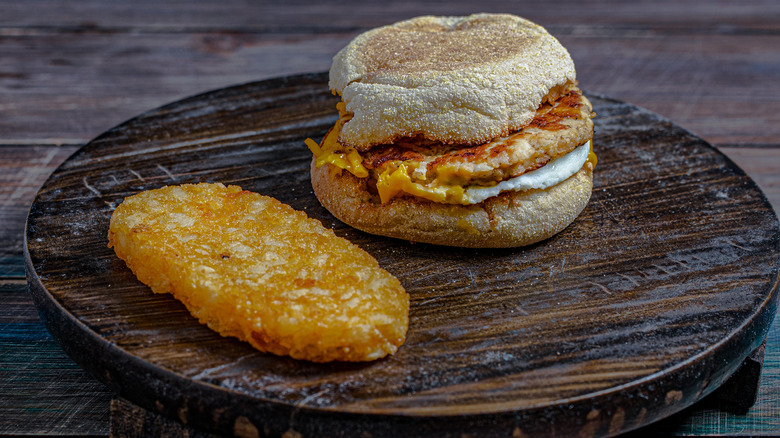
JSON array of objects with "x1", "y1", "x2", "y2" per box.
[
  {"x1": 309, "y1": 135, "x2": 595, "y2": 205},
  {"x1": 463, "y1": 141, "x2": 592, "y2": 204},
  {"x1": 372, "y1": 141, "x2": 592, "y2": 205},
  {"x1": 306, "y1": 104, "x2": 596, "y2": 205}
]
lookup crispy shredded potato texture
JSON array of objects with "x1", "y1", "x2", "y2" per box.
[{"x1": 108, "y1": 183, "x2": 409, "y2": 362}]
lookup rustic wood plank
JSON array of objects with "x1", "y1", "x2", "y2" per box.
[
  {"x1": 3, "y1": 1, "x2": 779, "y2": 435},
  {"x1": 24, "y1": 75, "x2": 779, "y2": 437},
  {"x1": 562, "y1": 33, "x2": 780, "y2": 146},
  {"x1": 0, "y1": 280, "x2": 111, "y2": 436},
  {"x1": 1, "y1": 144, "x2": 774, "y2": 280},
  {"x1": 106, "y1": 329, "x2": 780, "y2": 438},
  {"x1": 719, "y1": 147, "x2": 780, "y2": 215},
  {"x1": 0, "y1": 4, "x2": 778, "y2": 145},
  {"x1": 628, "y1": 320, "x2": 780, "y2": 436},
  {"x1": 1, "y1": 0, "x2": 779, "y2": 30},
  {"x1": 0, "y1": 144, "x2": 78, "y2": 277},
  {"x1": 109, "y1": 398, "x2": 218, "y2": 438},
  {"x1": 0, "y1": 140, "x2": 775, "y2": 436},
  {"x1": 0, "y1": 32, "x2": 345, "y2": 142},
  {"x1": 1, "y1": 142, "x2": 775, "y2": 437},
  {"x1": 0, "y1": 280, "x2": 39, "y2": 323}
]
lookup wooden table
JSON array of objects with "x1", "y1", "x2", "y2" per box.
[{"x1": 2, "y1": 1, "x2": 779, "y2": 436}]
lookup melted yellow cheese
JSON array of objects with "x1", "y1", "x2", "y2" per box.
[
  {"x1": 587, "y1": 142, "x2": 598, "y2": 168},
  {"x1": 305, "y1": 103, "x2": 368, "y2": 179},
  {"x1": 306, "y1": 102, "x2": 597, "y2": 205},
  {"x1": 378, "y1": 142, "x2": 595, "y2": 205},
  {"x1": 376, "y1": 163, "x2": 466, "y2": 204}
]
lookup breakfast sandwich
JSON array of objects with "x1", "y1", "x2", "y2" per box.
[
  {"x1": 108, "y1": 183, "x2": 409, "y2": 362},
  {"x1": 306, "y1": 13, "x2": 596, "y2": 248}
]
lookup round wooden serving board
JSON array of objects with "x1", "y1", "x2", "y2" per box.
[{"x1": 25, "y1": 73, "x2": 779, "y2": 437}]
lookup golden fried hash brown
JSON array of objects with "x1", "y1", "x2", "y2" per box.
[{"x1": 108, "y1": 183, "x2": 409, "y2": 362}]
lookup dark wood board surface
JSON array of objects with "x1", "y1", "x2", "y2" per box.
[{"x1": 23, "y1": 72, "x2": 779, "y2": 437}]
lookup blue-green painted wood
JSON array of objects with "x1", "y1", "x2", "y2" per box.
[{"x1": 0, "y1": 282, "x2": 111, "y2": 436}]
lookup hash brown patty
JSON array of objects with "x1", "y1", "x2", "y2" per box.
[{"x1": 108, "y1": 183, "x2": 409, "y2": 362}]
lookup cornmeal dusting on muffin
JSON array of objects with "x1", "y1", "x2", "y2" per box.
[
  {"x1": 329, "y1": 14, "x2": 577, "y2": 150},
  {"x1": 108, "y1": 183, "x2": 409, "y2": 362}
]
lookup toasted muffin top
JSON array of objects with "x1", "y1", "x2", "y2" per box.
[{"x1": 329, "y1": 14, "x2": 577, "y2": 150}]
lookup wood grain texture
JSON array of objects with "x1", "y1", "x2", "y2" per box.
[
  {"x1": 24, "y1": 73, "x2": 779, "y2": 437},
  {"x1": 3, "y1": 1, "x2": 780, "y2": 435},
  {"x1": 0, "y1": 281, "x2": 111, "y2": 436},
  {"x1": 0, "y1": 2, "x2": 778, "y2": 146},
  {"x1": 3, "y1": 0, "x2": 779, "y2": 29},
  {"x1": 564, "y1": 32, "x2": 780, "y2": 145},
  {"x1": 110, "y1": 397, "x2": 219, "y2": 438},
  {"x1": 0, "y1": 145, "x2": 78, "y2": 277},
  {"x1": 719, "y1": 147, "x2": 780, "y2": 215},
  {"x1": 632, "y1": 323, "x2": 780, "y2": 436}
]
